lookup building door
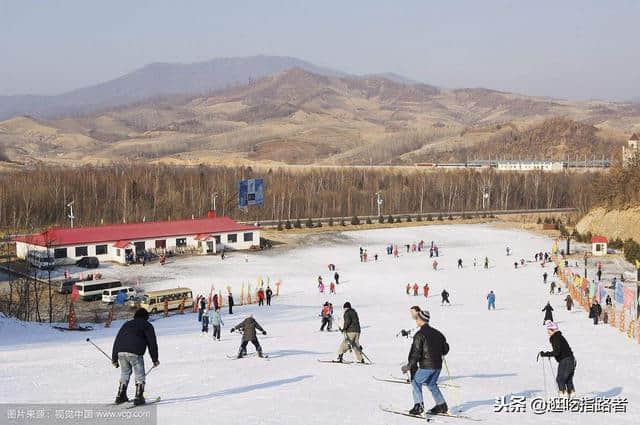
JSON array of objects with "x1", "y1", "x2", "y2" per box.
[
  {"x1": 134, "y1": 242, "x2": 146, "y2": 256},
  {"x1": 206, "y1": 241, "x2": 214, "y2": 254}
]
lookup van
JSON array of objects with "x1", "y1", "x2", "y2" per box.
[
  {"x1": 76, "y1": 279, "x2": 122, "y2": 301},
  {"x1": 57, "y1": 277, "x2": 81, "y2": 294},
  {"x1": 134, "y1": 287, "x2": 193, "y2": 313},
  {"x1": 102, "y1": 286, "x2": 135, "y2": 303},
  {"x1": 76, "y1": 257, "x2": 99, "y2": 268}
]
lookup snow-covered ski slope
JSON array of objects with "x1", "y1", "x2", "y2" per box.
[{"x1": 1, "y1": 224, "x2": 638, "y2": 424}]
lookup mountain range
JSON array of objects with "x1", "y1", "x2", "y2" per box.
[{"x1": 1, "y1": 55, "x2": 638, "y2": 167}]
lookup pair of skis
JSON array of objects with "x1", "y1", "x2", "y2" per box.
[
  {"x1": 317, "y1": 359, "x2": 373, "y2": 365},
  {"x1": 379, "y1": 405, "x2": 480, "y2": 421},
  {"x1": 373, "y1": 376, "x2": 459, "y2": 388},
  {"x1": 226, "y1": 352, "x2": 269, "y2": 360},
  {"x1": 110, "y1": 396, "x2": 161, "y2": 409}
]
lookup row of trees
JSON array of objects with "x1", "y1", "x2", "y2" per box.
[{"x1": 0, "y1": 165, "x2": 604, "y2": 233}]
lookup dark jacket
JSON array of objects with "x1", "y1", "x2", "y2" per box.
[
  {"x1": 342, "y1": 308, "x2": 361, "y2": 333},
  {"x1": 112, "y1": 318, "x2": 158, "y2": 363},
  {"x1": 542, "y1": 304, "x2": 554, "y2": 321},
  {"x1": 265, "y1": 288, "x2": 273, "y2": 298},
  {"x1": 408, "y1": 324, "x2": 449, "y2": 370},
  {"x1": 228, "y1": 294, "x2": 234, "y2": 306},
  {"x1": 541, "y1": 331, "x2": 573, "y2": 362},
  {"x1": 232, "y1": 317, "x2": 265, "y2": 342}
]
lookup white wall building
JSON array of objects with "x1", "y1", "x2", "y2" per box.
[
  {"x1": 495, "y1": 160, "x2": 565, "y2": 172},
  {"x1": 14, "y1": 213, "x2": 260, "y2": 265}
]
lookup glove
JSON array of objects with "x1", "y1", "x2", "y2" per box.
[
  {"x1": 539, "y1": 350, "x2": 546, "y2": 357},
  {"x1": 112, "y1": 361, "x2": 119, "y2": 368},
  {"x1": 230, "y1": 328, "x2": 235, "y2": 333},
  {"x1": 401, "y1": 364, "x2": 410, "y2": 374},
  {"x1": 262, "y1": 331, "x2": 267, "y2": 335},
  {"x1": 153, "y1": 360, "x2": 160, "y2": 367}
]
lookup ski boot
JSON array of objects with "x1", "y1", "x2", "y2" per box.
[
  {"x1": 427, "y1": 403, "x2": 448, "y2": 415},
  {"x1": 114, "y1": 383, "x2": 129, "y2": 404},
  {"x1": 408, "y1": 403, "x2": 424, "y2": 415},
  {"x1": 336, "y1": 354, "x2": 344, "y2": 363},
  {"x1": 133, "y1": 383, "x2": 146, "y2": 406},
  {"x1": 358, "y1": 359, "x2": 365, "y2": 364}
]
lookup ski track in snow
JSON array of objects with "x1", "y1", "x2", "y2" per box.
[{"x1": 1, "y1": 224, "x2": 639, "y2": 424}]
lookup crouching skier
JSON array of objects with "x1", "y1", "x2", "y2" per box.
[
  {"x1": 231, "y1": 314, "x2": 267, "y2": 358},
  {"x1": 112, "y1": 308, "x2": 159, "y2": 405}
]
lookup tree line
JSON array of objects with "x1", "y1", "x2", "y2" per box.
[{"x1": 0, "y1": 164, "x2": 604, "y2": 233}]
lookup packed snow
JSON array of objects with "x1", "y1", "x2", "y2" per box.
[{"x1": 1, "y1": 224, "x2": 638, "y2": 424}]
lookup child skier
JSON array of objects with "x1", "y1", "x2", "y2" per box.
[
  {"x1": 201, "y1": 308, "x2": 209, "y2": 335},
  {"x1": 320, "y1": 302, "x2": 331, "y2": 331},
  {"x1": 209, "y1": 307, "x2": 224, "y2": 340},
  {"x1": 538, "y1": 322, "x2": 576, "y2": 398},
  {"x1": 231, "y1": 315, "x2": 267, "y2": 358}
]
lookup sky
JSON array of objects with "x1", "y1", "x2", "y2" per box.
[{"x1": 1, "y1": 0, "x2": 639, "y2": 100}]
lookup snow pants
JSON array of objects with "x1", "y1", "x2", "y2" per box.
[
  {"x1": 212, "y1": 325, "x2": 221, "y2": 340},
  {"x1": 239, "y1": 338, "x2": 262, "y2": 355},
  {"x1": 488, "y1": 300, "x2": 495, "y2": 310},
  {"x1": 412, "y1": 368, "x2": 445, "y2": 406},
  {"x1": 556, "y1": 356, "x2": 576, "y2": 393},
  {"x1": 320, "y1": 317, "x2": 330, "y2": 331},
  {"x1": 338, "y1": 332, "x2": 363, "y2": 362},
  {"x1": 118, "y1": 352, "x2": 146, "y2": 385}
]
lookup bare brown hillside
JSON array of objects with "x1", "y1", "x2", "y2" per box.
[{"x1": 0, "y1": 68, "x2": 638, "y2": 166}]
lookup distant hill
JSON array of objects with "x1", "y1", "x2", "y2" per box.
[{"x1": 1, "y1": 67, "x2": 638, "y2": 167}]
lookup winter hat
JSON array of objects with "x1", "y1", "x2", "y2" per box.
[
  {"x1": 546, "y1": 321, "x2": 559, "y2": 332},
  {"x1": 343, "y1": 301, "x2": 352, "y2": 309},
  {"x1": 418, "y1": 310, "x2": 430, "y2": 323},
  {"x1": 134, "y1": 308, "x2": 149, "y2": 320}
]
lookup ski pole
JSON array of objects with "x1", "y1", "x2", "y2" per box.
[
  {"x1": 86, "y1": 338, "x2": 111, "y2": 362},
  {"x1": 541, "y1": 358, "x2": 548, "y2": 398},
  {"x1": 145, "y1": 364, "x2": 157, "y2": 377},
  {"x1": 344, "y1": 333, "x2": 373, "y2": 364},
  {"x1": 443, "y1": 358, "x2": 461, "y2": 413}
]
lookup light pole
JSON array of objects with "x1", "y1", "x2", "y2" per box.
[
  {"x1": 482, "y1": 186, "x2": 490, "y2": 211},
  {"x1": 375, "y1": 192, "x2": 383, "y2": 217},
  {"x1": 211, "y1": 192, "x2": 218, "y2": 213},
  {"x1": 67, "y1": 201, "x2": 75, "y2": 228}
]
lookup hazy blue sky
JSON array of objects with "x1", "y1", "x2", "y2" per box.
[{"x1": 1, "y1": 0, "x2": 639, "y2": 100}]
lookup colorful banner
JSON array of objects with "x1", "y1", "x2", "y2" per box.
[
  {"x1": 589, "y1": 281, "x2": 596, "y2": 299},
  {"x1": 615, "y1": 282, "x2": 624, "y2": 304},
  {"x1": 623, "y1": 287, "x2": 634, "y2": 310},
  {"x1": 598, "y1": 284, "x2": 607, "y2": 303},
  {"x1": 637, "y1": 283, "x2": 640, "y2": 320}
]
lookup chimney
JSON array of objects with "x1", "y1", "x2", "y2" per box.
[{"x1": 207, "y1": 210, "x2": 216, "y2": 219}]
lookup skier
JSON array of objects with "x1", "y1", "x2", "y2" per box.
[
  {"x1": 597, "y1": 269, "x2": 602, "y2": 282},
  {"x1": 423, "y1": 283, "x2": 430, "y2": 299},
  {"x1": 543, "y1": 272, "x2": 548, "y2": 285},
  {"x1": 318, "y1": 276, "x2": 323, "y2": 287},
  {"x1": 327, "y1": 303, "x2": 334, "y2": 331},
  {"x1": 550, "y1": 281, "x2": 556, "y2": 295},
  {"x1": 401, "y1": 309, "x2": 449, "y2": 415},
  {"x1": 209, "y1": 307, "x2": 224, "y2": 341},
  {"x1": 374, "y1": 253, "x2": 379, "y2": 261},
  {"x1": 487, "y1": 290, "x2": 496, "y2": 310},
  {"x1": 413, "y1": 283, "x2": 419, "y2": 296},
  {"x1": 605, "y1": 294, "x2": 612, "y2": 307},
  {"x1": 589, "y1": 300, "x2": 602, "y2": 325},
  {"x1": 257, "y1": 288, "x2": 265, "y2": 306},
  {"x1": 320, "y1": 302, "x2": 331, "y2": 331},
  {"x1": 564, "y1": 294, "x2": 573, "y2": 311},
  {"x1": 112, "y1": 308, "x2": 159, "y2": 405},
  {"x1": 318, "y1": 281, "x2": 325, "y2": 294},
  {"x1": 329, "y1": 281, "x2": 336, "y2": 295},
  {"x1": 441, "y1": 289, "x2": 450, "y2": 306},
  {"x1": 201, "y1": 308, "x2": 210, "y2": 335},
  {"x1": 198, "y1": 296, "x2": 206, "y2": 321},
  {"x1": 457, "y1": 258, "x2": 463, "y2": 269},
  {"x1": 336, "y1": 301, "x2": 364, "y2": 363},
  {"x1": 228, "y1": 292, "x2": 234, "y2": 315},
  {"x1": 328, "y1": 263, "x2": 335, "y2": 271},
  {"x1": 484, "y1": 257, "x2": 489, "y2": 269},
  {"x1": 432, "y1": 260, "x2": 438, "y2": 271},
  {"x1": 506, "y1": 246, "x2": 511, "y2": 256},
  {"x1": 231, "y1": 315, "x2": 267, "y2": 358},
  {"x1": 265, "y1": 286, "x2": 273, "y2": 306},
  {"x1": 334, "y1": 271, "x2": 340, "y2": 285},
  {"x1": 538, "y1": 322, "x2": 576, "y2": 398},
  {"x1": 514, "y1": 262, "x2": 518, "y2": 269},
  {"x1": 473, "y1": 258, "x2": 477, "y2": 267},
  {"x1": 406, "y1": 283, "x2": 411, "y2": 295},
  {"x1": 542, "y1": 301, "x2": 554, "y2": 324}
]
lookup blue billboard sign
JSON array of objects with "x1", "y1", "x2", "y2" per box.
[{"x1": 238, "y1": 178, "x2": 264, "y2": 208}]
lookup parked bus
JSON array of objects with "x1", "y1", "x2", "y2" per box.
[
  {"x1": 134, "y1": 288, "x2": 193, "y2": 313},
  {"x1": 75, "y1": 279, "x2": 122, "y2": 301},
  {"x1": 102, "y1": 286, "x2": 135, "y2": 303},
  {"x1": 27, "y1": 250, "x2": 55, "y2": 270}
]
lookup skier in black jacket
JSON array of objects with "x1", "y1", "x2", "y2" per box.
[
  {"x1": 539, "y1": 322, "x2": 576, "y2": 397},
  {"x1": 231, "y1": 315, "x2": 266, "y2": 358},
  {"x1": 401, "y1": 310, "x2": 449, "y2": 415},
  {"x1": 112, "y1": 308, "x2": 159, "y2": 405},
  {"x1": 336, "y1": 302, "x2": 364, "y2": 363},
  {"x1": 265, "y1": 286, "x2": 273, "y2": 306},
  {"x1": 542, "y1": 302, "x2": 554, "y2": 324}
]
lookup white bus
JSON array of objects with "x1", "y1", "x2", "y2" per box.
[
  {"x1": 102, "y1": 286, "x2": 135, "y2": 303},
  {"x1": 135, "y1": 288, "x2": 193, "y2": 313},
  {"x1": 27, "y1": 250, "x2": 55, "y2": 270},
  {"x1": 76, "y1": 279, "x2": 122, "y2": 301}
]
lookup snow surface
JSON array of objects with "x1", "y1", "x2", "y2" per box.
[{"x1": 1, "y1": 224, "x2": 639, "y2": 424}]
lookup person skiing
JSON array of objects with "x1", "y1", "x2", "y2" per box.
[
  {"x1": 432, "y1": 260, "x2": 438, "y2": 271},
  {"x1": 542, "y1": 301, "x2": 554, "y2": 324},
  {"x1": 457, "y1": 258, "x2": 463, "y2": 269},
  {"x1": 112, "y1": 308, "x2": 159, "y2": 406},
  {"x1": 318, "y1": 281, "x2": 325, "y2": 294},
  {"x1": 589, "y1": 300, "x2": 602, "y2": 325},
  {"x1": 334, "y1": 271, "x2": 340, "y2": 285},
  {"x1": 484, "y1": 257, "x2": 489, "y2": 269},
  {"x1": 198, "y1": 296, "x2": 206, "y2": 322},
  {"x1": 329, "y1": 281, "x2": 336, "y2": 295},
  {"x1": 265, "y1": 286, "x2": 273, "y2": 306},
  {"x1": 543, "y1": 272, "x2": 548, "y2": 285},
  {"x1": 423, "y1": 283, "x2": 430, "y2": 299},
  {"x1": 228, "y1": 292, "x2": 234, "y2": 315},
  {"x1": 413, "y1": 283, "x2": 419, "y2": 296},
  {"x1": 327, "y1": 303, "x2": 334, "y2": 331},
  {"x1": 487, "y1": 290, "x2": 496, "y2": 310},
  {"x1": 441, "y1": 289, "x2": 450, "y2": 306},
  {"x1": 406, "y1": 283, "x2": 411, "y2": 295},
  {"x1": 401, "y1": 310, "x2": 449, "y2": 415},
  {"x1": 605, "y1": 294, "x2": 612, "y2": 307},
  {"x1": 538, "y1": 322, "x2": 576, "y2": 398},
  {"x1": 257, "y1": 287, "x2": 265, "y2": 306},
  {"x1": 209, "y1": 307, "x2": 224, "y2": 341},
  {"x1": 506, "y1": 246, "x2": 511, "y2": 256},
  {"x1": 336, "y1": 301, "x2": 364, "y2": 363},
  {"x1": 231, "y1": 314, "x2": 267, "y2": 358},
  {"x1": 320, "y1": 302, "x2": 331, "y2": 331},
  {"x1": 201, "y1": 308, "x2": 209, "y2": 335},
  {"x1": 550, "y1": 281, "x2": 556, "y2": 294},
  {"x1": 564, "y1": 294, "x2": 573, "y2": 311}
]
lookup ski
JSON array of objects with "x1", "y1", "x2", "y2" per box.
[
  {"x1": 125, "y1": 397, "x2": 161, "y2": 409},
  {"x1": 317, "y1": 359, "x2": 354, "y2": 364},
  {"x1": 427, "y1": 412, "x2": 481, "y2": 421},
  {"x1": 226, "y1": 353, "x2": 269, "y2": 359},
  {"x1": 379, "y1": 405, "x2": 435, "y2": 422},
  {"x1": 373, "y1": 376, "x2": 460, "y2": 388}
]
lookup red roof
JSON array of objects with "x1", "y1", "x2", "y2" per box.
[
  {"x1": 14, "y1": 216, "x2": 258, "y2": 247},
  {"x1": 591, "y1": 235, "x2": 608, "y2": 244},
  {"x1": 630, "y1": 133, "x2": 639, "y2": 141}
]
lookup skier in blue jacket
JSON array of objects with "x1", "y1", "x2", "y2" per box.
[{"x1": 487, "y1": 291, "x2": 496, "y2": 310}]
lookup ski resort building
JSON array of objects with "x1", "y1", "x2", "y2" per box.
[
  {"x1": 591, "y1": 235, "x2": 608, "y2": 256},
  {"x1": 14, "y1": 212, "x2": 260, "y2": 265},
  {"x1": 623, "y1": 133, "x2": 639, "y2": 165}
]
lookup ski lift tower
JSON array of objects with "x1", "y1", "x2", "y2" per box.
[
  {"x1": 375, "y1": 191, "x2": 383, "y2": 217},
  {"x1": 67, "y1": 201, "x2": 75, "y2": 228}
]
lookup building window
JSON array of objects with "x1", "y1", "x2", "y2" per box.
[
  {"x1": 176, "y1": 238, "x2": 187, "y2": 247},
  {"x1": 75, "y1": 246, "x2": 88, "y2": 257},
  {"x1": 227, "y1": 234, "x2": 237, "y2": 243},
  {"x1": 54, "y1": 248, "x2": 67, "y2": 259},
  {"x1": 197, "y1": 241, "x2": 202, "y2": 248},
  {"x1": 116, "y1": 249, "x2": 121, "y2": 257},
  {"x1": 214, "y1": 235, "x2": 221, "y2": 244},
  {"x1": 155, "y1": 240, "x2": 166, "y2": 249},
  {"x1": 244, "y1": 232, "x2": 253, "y2": 242},
  {"x1": 96, "y1": 244, "x2": 108, "y2": 255}
]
